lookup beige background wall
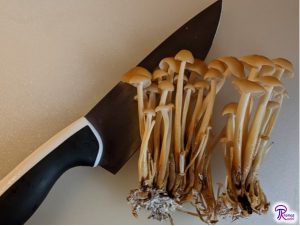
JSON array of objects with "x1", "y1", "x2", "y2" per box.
[{"x1": 0, "y1": 0, "x2": 298, "y2": 224}]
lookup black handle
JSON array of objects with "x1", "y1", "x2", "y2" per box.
[{"x1": 0, "y1": 126, "x2": 99, "y2": 224}]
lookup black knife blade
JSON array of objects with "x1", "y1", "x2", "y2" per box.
[{"x1": 86, "y1": 0, "x2": 222, "y2": 174}]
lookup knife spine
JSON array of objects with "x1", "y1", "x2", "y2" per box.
[{"x1": 0, "y1": 117, "x2": 103, "y2": 197}]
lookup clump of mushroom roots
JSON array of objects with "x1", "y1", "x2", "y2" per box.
[{"x1": 122, "y1": 50, "x2": 294, "y2": 224}]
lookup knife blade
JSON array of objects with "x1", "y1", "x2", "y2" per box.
[
  {"x1": 0, "y1": 0, "x2": 222, "y2": 224},
  {"x1": 87, "y1": 0, "x2": 222, "y2": 174}
]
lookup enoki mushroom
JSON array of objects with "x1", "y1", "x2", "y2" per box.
[{"x1": 122, "y1": 50, "x2": 294, "y2": 224}]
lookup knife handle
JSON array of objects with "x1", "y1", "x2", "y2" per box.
[{"x1": 0, "y1": 117, "x2": 103, "y2": 224}]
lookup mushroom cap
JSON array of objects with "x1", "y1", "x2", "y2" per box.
[
  {"x1": 175, "y1": 49, "x2": 195, "y2": 64},
  {"x1": 174, "y1": 74, "x2": 188, "y2": 83},
  {"x1": 204, "y1": 68, "x2": 223, "y2": 82},
  {"x1": 232, "y1": 78, "x2": 265, "y2": 95},
  {"x1": 122, "y1": 66, "x2": 152, "y2": 83},
  {"x1": 153, "y1": 69, "x2": 168, "y2": 81},
  {"x1": 155, "y1": 103, "x2": 174, "y2": 112},
  {"x1": 145, "y1": 83, "x2": 159, "y2": 94},
  {"x1": 143, "y1": 108, "x2": 156, "y2": 117},
  {"x1": 240, "y1": 55, "x2": 274, "y2": 68},
  {"x1": 266, "y1": 101, "x2": 280, "y2": 110},
  {"x1": 218, "y1": 56, "x2": 245, "y2": 78},
  {"x1": 184, "y1": 83, "x2": 195, "y2": 93},
  {"x1": 186, "y1": 59, "x2": 208, "y2": 76},
  {"x1": 159, "y1": 57, "x2": 180, "y2": 73},
  {"x1": 240, "y1": 55, "x2": 275, "y2": 74},
  {"x1": 158, "y1": 80, "x2": 174, "y2": 92},
  {"x1": 194, "y1": 80, "x2": 209, "y2": 90},
  {"x1": 272, "y1": 58, "x2": 294, "y2": 78},
  {"x1": 222, "y1": 102, "x2": 238, "y2": 116},
  {"x1": 127, "y1": 74, "x2": 151, "y2": 88},
  {"x1": 208, "y1": 59, "x2": 227, "y2": 73},
  {"x1": 255, "y1": 75, "x2": 283, "y2": 89}
]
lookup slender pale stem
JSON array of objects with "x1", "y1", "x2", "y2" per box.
[
  {"x1": 260, "y1": 107, "x2": 273, "y2": 136},
  {"x1": 243, "y1": 88, "x2": 272, "y2": 181},
  {"x1": 226, "y1": 115, "x2": 235, "y2": 142},
  {"x1": 174, "y1": 61, "x2": 186, "y2": 170},
  {"x1": 195, "y1": 81, "x2": 216, "y2": 149},
  {"x1": 137, "y1": 84, "x2": 145, "y2": 138},
  {"x1": 242, "y1": 97, "x2": 253, "y2": 150},
  {"x1": 157, "y1": 110, "x2": 170, "y2": 188},
  {"x1": 264, "y1": 94, "x2": 284, "y2": 137},
  {"x1": 181, "y1": 89, "x2": 193, "y2": 152},
  {"x1": 233, "y1": 93, "x2": 250, "y2": 174},
  {"x1": 138, "y1": 116, "x2": 155, "y2": 183},
  {"x1": 185, "y1": 127, "x2": 210, "y2": 173},
  {"x1": 185, "y1": 89, "x2": 204, "y2": 153},
  {"x1": 160, "y1": 91, "x2": 168, "y2": 105}
]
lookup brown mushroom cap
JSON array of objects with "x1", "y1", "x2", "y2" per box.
[
  {"x1": 222, "y1": 102, "x2": 238, "y2": 116},
  {"x1": 218, "y1": 56, "x2": 245, "y2": 78},
  {"x1": 239, "y1": 54, "x2": 275, "y2": 74},
  {"x1": 208, "y1": 59, "x2": 227, "y2": 73},
  {"x1": 184, "y1": 83, "x2": 195, "y2": 93},
  {"x1": 204, "y1": 68, "x2": 223, "y2": 82},
  {"x1": 194, "y1": 80, "x2": 209, "y2": 90},
  {"x1": 153, "y1": 69, "x2": 168, "y2": 81},
  {"x1": 159, "y1": 57, "x2": 180, "y2": 73},
  {"x1": 122, "y1": 66, "x2": 152, "y2": 82},
  {"x1": 145, "y1": 83, "x2": 159, "y2": 94},
  {"x1": 174, "y1": 74, "x2": 188, "y2": 83},
  {"x1": 272, "y1": 58, "x2": 294, "y2": 78},
  {"x1": 255, "y1": 75, "x2": 283, "y2": 89},
  {"x1": 232, "y1": 78, "x2": 265, "y2": 95},
  {"x1": 186, "y1": 59, "x2": 207, "y2": 76},
  {"x1": 127, "y1": 74, "x2": 151, "y2": 88},
  {"x1": 158, "y1": 80, "x2": 174, "y2": 92},
  {"x1": 175, "y1": 49, "x2": 195, "y2": 64}
]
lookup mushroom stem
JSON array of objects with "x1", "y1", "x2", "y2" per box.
[
  {"x1": 226, "y1": 115, "x2": 235, "y2": 142},
  {"x1": 248, "y1": 68, "x2": 259, "y2": 81},
  {"x1": 181, "y1": 87, "x2": 194, "y2": 151},
  {"x1": 137, "y1": 84, "x2": 145, "y2": 137},
  {"x1": 174, "y1": 61, "x2": 186, "y2": 169},
  {"x1": 242, "y1": 97, "x2": 253, "y2": 149},
  {"x1": 153, "y1": 115, "x2": 162, "y2": 169},
  {"x1": 156, "y1": 105, "x2": 172, "y2": 188},
  {"x1": 260, "y1": 106, "x2": 274, "y2": 136},
  {"x1": 246, "y1": 136, "x2": 270, "y2": 186},
  {"x1": 263, "y1": 93, "x2": 284, "y2": 137},
  {"x1": 196, "y1": 80, "x2": 217, "y2": 143},
  {"x1": 185, "y1": 127, "x2": 211, "y2": 173},
  {"x1": 159, "y1": 90, "x2": 169, "y2": 105},
  {"x1": 233, "y1": 93, "x2": 250, "y2": 174},
  {"x1": 185, "y1": 88, "x2": 204, "y2": 153},
  {"x1": 138, "y1": 117, "x2": 155, "y2": 183},
  {"x1": 243, "y1": 87, "x2": 273, "y2": 181}
]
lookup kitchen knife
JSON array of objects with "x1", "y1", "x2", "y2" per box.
[{"x1": 0, "y1": 0, "x2": 222, "y2": 224}]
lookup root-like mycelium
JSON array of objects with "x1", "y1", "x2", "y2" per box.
[{"x1": 121, "y1": 50, "x2": 294, "y2": 224}]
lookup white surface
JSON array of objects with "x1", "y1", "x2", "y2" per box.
[
  {"x1": 0, "y1": 0, "x2": 298, "y2": 224},
  {"x1": 0, "y1": 116, "x2": 102, "y2": 196}
]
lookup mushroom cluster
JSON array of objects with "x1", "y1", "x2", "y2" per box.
[{"x1": 122, "y1": 50, "x2": 294, "y2": 224}]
